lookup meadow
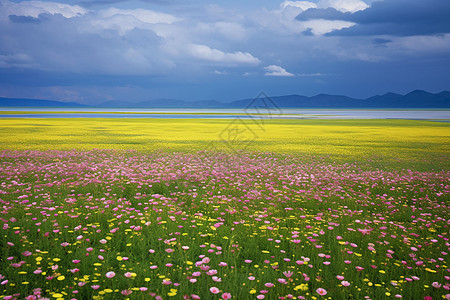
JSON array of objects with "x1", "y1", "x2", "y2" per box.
[{"x1": 0, "y1": 117, "x2": 449, "y2": 300}]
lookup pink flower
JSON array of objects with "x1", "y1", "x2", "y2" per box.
[
  {"x1": 432, "y1": 282, "x2": 442, "y2": 288},
  {"x1": 257, "y1": 295, "x2": 265, "y2": 299},
  {"x1": 210, "y1": 287, "x2": 220, "y2": 294},
  {"x1": 91, "y1": 285, "x2": 100, "y2": 290},
  {"x1": 202, "y1": 257, "x2": 210, "y2": 264},
  {"x1": 337, "y1": 275, "x2": 345, "y2": 280},
  {"x1": 105, "y1": 271, "x2": 115, "y2": 278},
  {"x1": 283, "y1": 271, "x2": 293, "y2": 278},
  {"x1": 265, "y1": 282, "x2": 274, "y2": 288},
  {"x1": 248, "y1": 276, "x2": 256, "y2": 280},
  {"x1": 341, "y1": 281, "x2": 350, "y2": 287},
  {"x1": 207, "y1": 269, "x2": 218, "y2": 276},
  {"x1": 316, "y1": 288, "x2": 327, "y2": 296},
  {"x1": 244, "y1": 259, "x2": 252, "y2": 263},
  {"x1": 121, "y1": 290, "x2": 132, "y2": 296},
  {"x1": 222, "y1": 292, "x2": 232, "y2": 299},
  {"x1": 278, "y1": 278, "x2": 287, "y2": 284}
]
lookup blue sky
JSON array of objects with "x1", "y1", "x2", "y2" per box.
[{"x1": 0, "y1": 0, "x2": 449, "y2": 104}]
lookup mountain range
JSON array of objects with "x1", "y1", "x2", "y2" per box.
[{"x1": 1, "y1": 90, "x2": 449, "y2": 109}]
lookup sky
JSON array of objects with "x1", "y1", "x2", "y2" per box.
[{"x1": 0, "y1": 0, "x2": 449, "y2": 104}]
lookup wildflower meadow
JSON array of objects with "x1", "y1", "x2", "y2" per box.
[
  {"x1": 0, "y1": 145, "x2": 448, "y2": 299},
  {"x1": 0, "y1": 116, "x2": 449, "y2": 299}
]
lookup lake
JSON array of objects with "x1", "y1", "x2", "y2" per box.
[{"x1": 0, "y1": 108, "x2": 449, "y2": 120}]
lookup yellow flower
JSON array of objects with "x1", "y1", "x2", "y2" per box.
[
  {"x1": 250, "y1": 289, "x2": 256, "y2": 294},
  {"x1": 294, "y1": 284, "x2": 309, "y2": 291},
  {"x1": 57, "y1": 275, "x2": 65, "y2": 281}
]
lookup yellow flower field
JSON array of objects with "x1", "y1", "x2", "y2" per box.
[{"x1": 0, "y1": 118, "x2": 448, "y2": 164}]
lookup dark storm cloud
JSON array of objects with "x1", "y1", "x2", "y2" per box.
[
  {"x1": 0, "y1": 11, "x2": 166, "y2": 74},
  {"x1": 296, "y1": 0, "x2": 450, "y2": 36}
]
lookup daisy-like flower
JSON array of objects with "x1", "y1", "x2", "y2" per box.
[
  {"x1": 106, "y1": 271, "x2": 115, "y2": 278},
  {"x1": 316, "y1": 288, "x2": 327, "y2": 296},
  {"x1": 341, "y1": 281, "x2": 350, "y2": 287},
  {"x1": 283, "y1": 271, "x2": 293, "y2": 278},
  {"x1": 210, "y1": 287, "x2": 220, "y2": 294},
  {"x1": 222, "y1": 293, "x2": 232, "y2": 299}
]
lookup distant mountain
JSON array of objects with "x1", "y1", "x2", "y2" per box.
[
  {"x1": 0, "y1": 90, "x2": 449, "y2": 108},
  {"x1": 96, "y1": 99, "x2": 230, "y2": 108},
  {"x1": 0, "y1": 97, "x2": 87, "y2": 107}
]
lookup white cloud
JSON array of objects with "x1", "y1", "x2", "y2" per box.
[
  {"x1": 99, "y1": 8, "x2": 181, "y2": 25},
  {"x1": 254, "y1": 0, "x2": 358, "y2": 36},
  {"x1": 280, "y1": 1, "x2": 318, "y2": 11},
  {"x1": 80, "y1": 7, "x2": 182, "y2": 36},
  {"x1": 302, "y1": 19, "x2": 356, "y2": 35},
  {"x1": 85, "y1": 8, "x2": 181, "y2": 36},
  {"x1": 318, "y1": 0, "x2": 369, "y2": 13},
  {"x1": 0, "y1": 0, "x2": 86, "y2": 19},
  {"x1": 187, "y1": 44, "x2": 260, "y2": 65},
  {"x1": 213, "y1": 70, "x2": 229, "y2": 75},
  {"x1": 264, "y1": 65, "x2": 294, "y2": 76}
]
